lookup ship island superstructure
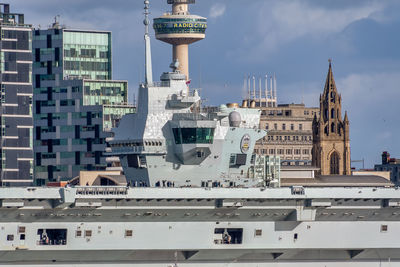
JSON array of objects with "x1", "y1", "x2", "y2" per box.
[
  {"x1": 0, "y1": 1, "x2": 400, "y2": 266},
  {"x1": 108, "y1": 0, "x2": 279, "y2": 188}
]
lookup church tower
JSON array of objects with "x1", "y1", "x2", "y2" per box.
[{"x1": 312, "y1": 61, "x2": 351, "y2": 175}]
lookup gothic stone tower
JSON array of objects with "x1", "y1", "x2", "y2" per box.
[{"x1": 312, "y1": 61, "x2": 351, "y2": 175}]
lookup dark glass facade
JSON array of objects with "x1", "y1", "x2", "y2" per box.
[
  {"x1": 0, "y1": 4, "x2": 34, "y2": 186},
  {"x1": 33, "y1": 27, "x2": 134, "y2": 184}
]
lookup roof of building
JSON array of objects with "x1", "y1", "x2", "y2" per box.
[
  {"x1": 281, "y1": 175, "x2": 393, "y2": 187},
  {"x1": 281, "y1": 166, "x2": 319, "y2": 171}
]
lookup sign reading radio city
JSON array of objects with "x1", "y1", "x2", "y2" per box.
[
  {"x1": 172, "y1": 22, "x2": 206, "y2": 28},
  {"x1": 240, "y1": 134, "x2": 251, "y2": 153},
  {"x1": 153, "y1": 18, "x2": 207, "y2": 35}
]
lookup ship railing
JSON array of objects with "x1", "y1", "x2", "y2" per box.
[
  {"x1": 37, "y1": 239, "x2": 67, "y2": 246},
  {"x1": 75, "y1": 186, "x2": 128, "y2": 195},
  {"x1": 172, "y1": 112, "x2": 217, "y2": 121},
  {"x1": 144, "y1": 81, "x2": 171, "y2": 87},
  {"x1": 110, "y1": 146, "x2": 166, "y2": 155},
  {"x1": 166, "y1": 90, "x2": 199, "y2": 99}
]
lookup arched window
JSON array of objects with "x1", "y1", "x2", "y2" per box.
[
  {"x1": 324, "y1": 125, "x2": 329, "y2": 135},
  {"x1": 330, "y1": 152, "x2": 339, "y2": 175},
  {"x1": 324, "y1": 109, "x2": 328, "y2": 120},
  {"x1": 331, "y1": 123, "x2": 335, "y2": 133},
  {"x1": 331, "y1": 108, "x2": 335, "y2": 119}
]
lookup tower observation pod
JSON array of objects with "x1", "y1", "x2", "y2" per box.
[{"x1": 153, "y1": 0, "x2": 207, "y2": 81}]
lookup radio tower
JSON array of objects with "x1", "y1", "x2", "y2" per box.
[{"x1": 153, "y1": 0, "x2": 207, "y2": 81}]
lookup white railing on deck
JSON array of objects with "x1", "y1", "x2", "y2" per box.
[{"x1": 75, "y1": 186, "x2": 128, "y2": 195}]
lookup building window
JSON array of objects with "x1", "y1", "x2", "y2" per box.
[
  {"x1": 125, "y1": 230, "x2": 133, "y2": 237},
  {"x1": 299, "y1": 124, "x2": 303, "y2": 131},
  {"x1": 282, "y1": 124, "x2": 286, "y2": 130},
  {"x1": 274, "y1": 123, "x2": 277, "y2": 130},
  {"x1": 286, "y1": 149, "x2": 292, "y2": 154},
  {"x1": 265, "y1": 123, "x2": 269, "y2": 130},
  {"x1": 291, "y1": 124, "x2": 294, "y2": 130},
  {"x1": 330, "y1": 152, "x2": 340, "y2": 175},
  {"x1": 331, "y1": 123, "x2": 336, "y2": 134},
  {"x1": 303, "y1": 149, "x2": 309, "y2": 154},
  {"x1": 254, "y1": 229, "x2": 262, "y2": 237},
  {"x1": 75, "y1": 230, "x2": 82, "y2": 237},
  {"x1": 331, "y1": 108, "x2": 335, "y2": 119},
  {"x1": 269, "y1": 149, "x2": 275, "y2": 154},
  {"x1": 294, "y1": 149, "x2": 301, "y2": 155},
  {"x1": 381, "y1": 225, "x2": 388, "y2": 232},
  {"x1": 7, "y1": 235, "x2": 14, "y2": 241},
  {"x1": 85, "y1": 230, "x2": 92, "y2": 237},
  {"x1": 278, "y1": 149, "x2": 284, "y2": 155}
]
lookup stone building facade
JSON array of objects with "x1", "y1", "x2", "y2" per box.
[
  {"x1": 312, "y1": 62, "x2": 351, "y2": 175},
  {"x1": 254, "y1": 104, "x2": 319, "y2": 165}
]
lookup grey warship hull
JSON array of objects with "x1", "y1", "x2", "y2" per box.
[{"x1": 1, "y1": 186, "x2": 400, "y2": 265}]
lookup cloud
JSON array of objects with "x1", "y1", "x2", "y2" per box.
[
  {"x1": 259, "y1": 1, "x2": 382, "y2": 45},
  {"x1": 337, "y1": 71, "x2": 400, "y2": 110},
  {"x1": 209, "y1": 3, "x2": 226, "y2": 19},
  {"x1": 227, "y1": 0, "x2": 385, "y2": 63}
]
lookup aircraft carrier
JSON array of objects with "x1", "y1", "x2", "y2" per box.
[{"x1": 0, "y1": 1, "x2": 399, "y2": 266}]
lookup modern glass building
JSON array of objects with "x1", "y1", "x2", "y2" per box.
[
  {"x1": 62, "y1": 30, "x2": 111, "y2": 80},
  {"x1": 0, "y1": 4, "x2": 34, "y2": 186},
  {"x1": 33, "y1": 25, "x2": 134, "y2": 185}
]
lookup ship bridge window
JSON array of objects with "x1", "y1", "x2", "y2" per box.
[
  {"x1": 172, "y1": 128, "x2": 214, "y2": 144},
  {"x1": 214, "y1": 228, "x2": 243, "y2": 244},
  {"x1": 37, "y1": 229, "x2": 67, "y2": 245}
]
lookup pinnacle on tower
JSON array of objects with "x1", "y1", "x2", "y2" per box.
[
  {"x1": 153, "y1": 0, "x2": 207, "y2": 82},
  {"x1": 324, "y1": 59, "x2": 338, "y2": 98}
]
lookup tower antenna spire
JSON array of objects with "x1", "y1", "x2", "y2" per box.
[{"x1": 144, "y1": 0, "x2": 153, "y2": 85}]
